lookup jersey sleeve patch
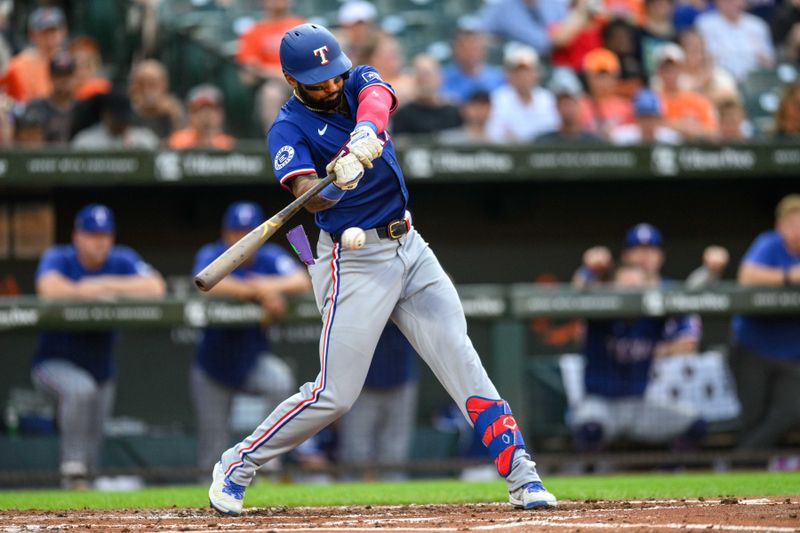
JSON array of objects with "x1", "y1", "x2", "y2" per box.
[{"x1": 274, "y1": 145, "x2": 295, "y2": 171}]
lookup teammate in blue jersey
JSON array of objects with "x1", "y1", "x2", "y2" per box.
[
  {"x1": 191, "y1": 201, "x2": 316, "y2": 476},
  {"x1": 570, "y1": 263, "x2": 705, "y2": 453},
  {"x1": 731, "y1": 194, "x2": 800, "y2": 450},
  {"x1": 208, "y1": 23, "x2": 557, "y2": 514},
  {"x1": 31, "y1": 204, "x2": 166, "y2": 489}
]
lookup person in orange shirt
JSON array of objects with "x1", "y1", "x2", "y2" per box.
[
  {"x1": 652, "y1": 42, "x2": 718, "y2": 141},
  {"x1": 70, "y1": 36, "x2": 111, "y2": 100},
  {"x1": 236, "y1": 0, "x2": 305, "y2": 81},
  {"x1": 168, "y1": 85, "x2": 235, "y2": 150},
  {"x1": 6, "y1": 7, "x2": 67, "y2": 102},
  {"x1": 577, "y1": 47, "x2": 635, "y2": 139}
]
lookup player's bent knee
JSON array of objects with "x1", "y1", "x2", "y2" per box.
[{"x1": 466, "y1": 396, "x2": 526, "y2": 477}]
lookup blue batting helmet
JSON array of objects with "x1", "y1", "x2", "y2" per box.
[
  {"x1": 223, "y1": 201, "x2": 264, "y2": 231},
  {"x1": 279, "y1": 23, "x2": 352, "y2": 85}
]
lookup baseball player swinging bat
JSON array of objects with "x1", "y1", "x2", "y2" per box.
[{"x1": 194, "y1": 174, "x2": 334, "y2": 291}]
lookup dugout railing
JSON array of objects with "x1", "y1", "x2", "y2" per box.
[{"x1": 1, "y1": 283, "x2": 799, "y2": 484}]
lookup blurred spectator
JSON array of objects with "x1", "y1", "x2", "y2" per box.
[
  {"x1": 673, "y1": 0, "x2": 712, "y2": 32},
  {"x1": 438, "y1": 89, "x2": 492, "y2": 145},
  {"x1": 577, "y1": 48, "x2": 635, "y2": 139},
  {"x1": 338, "y1": 322, "x2": 418, "y2": 480},
  {"x1": 476, "y1": 0, "x2": 567, "y2": 55},
  {"x1": 391, "y1": 54, "x2": 461, "y2": 136},
  {"x1": 603, "y1": 17, "x2": 645, "y2": 95},
  {"x1": 69, "y1": 36, "x2": 111, "y2": 100},
  {"x1": 731, "y1": 194, "x2": 800, "y2": 450},
  {"x1": 364, "y1": 34, "x2": 414, "y2": 106},
  {"x1": 0, "y1": 0, "x2": 18, "y2": 55},
  {"x1": 26, "y1": 51, "x2": 76, "y2": 143},
  {"x1": 72, "y1": 92, "x2": 159, "y2": 150},
  {"x1": 717, "y1": 99, "x2": 752, "y2": 142},
  {"x1": 549, "y1": 0, "x2": 607, "y2": 71},
  {"x1": 652, "y1": 43, "x2": 719, "y2": 141},
  {"x1": 6, "y1": 7, "x2": 68, "y2": 102},
  {"x1": 774, "y1": 82, "x2": 800, "y2": 139},
  {"x1": 639, "y1": 0, "x2": 677, "y2": 77},
  {"x1": 686, "y1": 245, "x2": 730, "y2": 289},
  {"x1": 675, "y1": 28, "x2": 739, "y2": 107},
  {"x1": 485, "y1": 44, "x2": 559, "y2": 143},
  {"x1": 771, "y1": 0, "x2": 800, "y2": 63},
  {"x1": 128, "y1": 59, "x2": 184, "y2": 140},
  {"x1": 336, "y1": 0, "x2": 380, "y2": 67},
  {"x1": 191, "y1": 201, "x2": 316, "y2": 475},
  {"x1": 0, "y1": 37, "x2": 13, "y2": 144},
  {"x1": 11, "y1": 103, "x2": 46, "y2": 146},
  {"x1": 440, "y1": 16, "x2": 506, "y2": 104},
  {"x1": 605, "y1": 0, "x2": 646, "y2": 22},
  {"x1": 31, "y1": 204, "x2": 165, "y2": 489},
  {"x1": 610, "y1": 87, "x2": 682, "y2": 144},
  {"x1": 696, "y1": 0, "x2": 775, "y2": 81},
  {"x1": 569, "y1": 263, "x2": 705, "y2": 455},
  {"x1": 536, "y1": 69, "x2": 604, "y2": 144},
  {"x1": 236, "y1": 0, "x2": 304, "y2": 81},
  {"x1": 168, "y1": 84, "x2": 235, "y2": 150}
]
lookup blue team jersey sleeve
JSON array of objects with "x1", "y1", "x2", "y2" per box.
[
  {"x1": 113, "y1": 246, "x2": 155, "y2": 276},
  {"x1": 36, "y1": 246, "x2": 68, "y2": 279},
  {"x1": 268, "y1": 122, "x2": 317, "y2": 189},
  {"x1": 348, "y1": 65, "x2": 398, "y2": 112},
  {"x1": 193, "y1": 243, "x2": 222, "y2": 276},
  {"x1": 742, "y1": 231, "x2": 783, "y2": 268},
  {"x1": 663, "y1": 314, "x2": 702, "y2": 342},
  {"x1": 254, "y1": 244, "x2": 301, "y2": 276}
]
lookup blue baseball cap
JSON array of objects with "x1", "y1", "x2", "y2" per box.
[
  {"x1": 280, "y1": 23, "x2": 352, "y2": 85},
  {"x1": 633, "y1": 89, "x2": 662, "y2": 117},
  {"x1": 223, "y1": 201, "x2": 264, "y2": 230},
  {"x1": 623, "y1": 223, "x2": 663, "y2": 249},
  {"x1": 74, "y1": 204, "x2": 115, "y2": 233}
]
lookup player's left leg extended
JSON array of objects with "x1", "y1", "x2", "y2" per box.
[{"x1": 390, "y1": 229, "x2": 556, "y2": 509}]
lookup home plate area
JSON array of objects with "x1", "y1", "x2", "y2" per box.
[{"x1": 3, "y1": 497, "x2": 799, "y2": 532}]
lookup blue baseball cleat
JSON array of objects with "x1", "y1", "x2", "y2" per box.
[
  {"x1": 209, "y1": 462, "x2": 246, "y2": 516},
  {"x1": 508, "y1": 481, "x2": 558, "y2": 509}
]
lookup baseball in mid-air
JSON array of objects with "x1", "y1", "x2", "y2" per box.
[{"x1": 341, "y1": 227, "x2": 366, "y2": 250}]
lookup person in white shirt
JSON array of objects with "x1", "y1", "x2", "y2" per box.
[
  {"x1": 610, "y1": 88, "x2": 681, "y2": 145},
  {"x1": 695, "y1": 0, "x2": 775, "y2": 81},
  {"x1": 486, "y1": 43, "x2": 559, "y2": 143}
]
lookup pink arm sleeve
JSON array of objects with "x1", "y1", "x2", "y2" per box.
[{"x1": 356, "y1": 85, "x2": 395, "y2": 134}]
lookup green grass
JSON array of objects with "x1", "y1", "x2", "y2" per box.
[{"x1": 0, "y1": 471, "x2": 798, "y2": 510}]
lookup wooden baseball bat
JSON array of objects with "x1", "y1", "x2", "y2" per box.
[{"x1": 194, "y1": 174, "x2": 335, "y2": 291}]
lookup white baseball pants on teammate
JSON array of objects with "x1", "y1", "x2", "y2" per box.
[{"x1": 220, "y1": 227, "x2": 541, "y2": 491}]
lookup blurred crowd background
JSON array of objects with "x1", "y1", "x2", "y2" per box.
[{"x1": 3, "y1": 0, "x2": 800, "y2": 147}]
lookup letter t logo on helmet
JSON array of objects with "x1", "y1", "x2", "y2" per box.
[
  {"x1": 313, "y1": 46, "x2": 330, "y2": 65},
  {"x1": 280, "y1": 23, "x2": 352, "y2": 85}
]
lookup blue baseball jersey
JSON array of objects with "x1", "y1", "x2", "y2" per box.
[
  {"x1": 583, "y1": 315, "x2": 701, "y2": 397},
  {"x1": 268, "y1": 65, "x2": 409, "y2": 236},
  {"x1": 732, "y1": 230, "x2": 800, "y2": 360},
  {"x1": 193, "y1": 241, "x2": 301, "y2": 389},
  {"x1": 364, "y1": 322, "x2": 418, "y2": 389},
  {"x1": 33, "y1": 244, "x2": 155, "y2": 384}
]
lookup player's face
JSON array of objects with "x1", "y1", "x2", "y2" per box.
[
  {"x1": 778, "y1": 211, "x2": 800, "y2": 253},
  {"x1": 621, "y1": 246, "x2": 664, "y2": 279},
  {"x1": 73, "y1": 231, "x2": 114, "y2": 268},
  {"x1": 614, "y1": 266, "x2": 648, "y2": 288},
  {"x1": 222, "y1": 229, "x2": 250, "y2": 248},
  {"x1": 295, "y1": 74, "x2": 346, "y2": 111}
]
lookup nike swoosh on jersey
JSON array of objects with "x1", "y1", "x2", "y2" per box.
[{"x1": 317, "y1": 124, "x2": 328, "y2": 135}]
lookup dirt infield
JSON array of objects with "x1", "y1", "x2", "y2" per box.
[{"x1": 3, "y1": 496, "x2": 799, "y2": 532}]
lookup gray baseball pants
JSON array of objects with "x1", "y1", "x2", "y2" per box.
[
  {"x1": 221, "y1": 227, "x2": 541, "y2": 491},
  {"x1": 31, "y1": 359, "x2": 115, "y2": 475}
]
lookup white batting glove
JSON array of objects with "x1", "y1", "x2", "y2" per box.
[
  {"x1": 346, "y1": 125, "x2": 383, "y2": 169},
  {"x1": 326, "y1": 151, "x2": 365, "y2": 190}
]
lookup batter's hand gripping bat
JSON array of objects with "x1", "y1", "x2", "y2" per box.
[{"x1": 194, "y1": 174, "x2": 334, "y2": 291}]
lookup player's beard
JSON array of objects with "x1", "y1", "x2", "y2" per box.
[{"x1": 296, "y1": 85, "x2": 344, "y2": 112}]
